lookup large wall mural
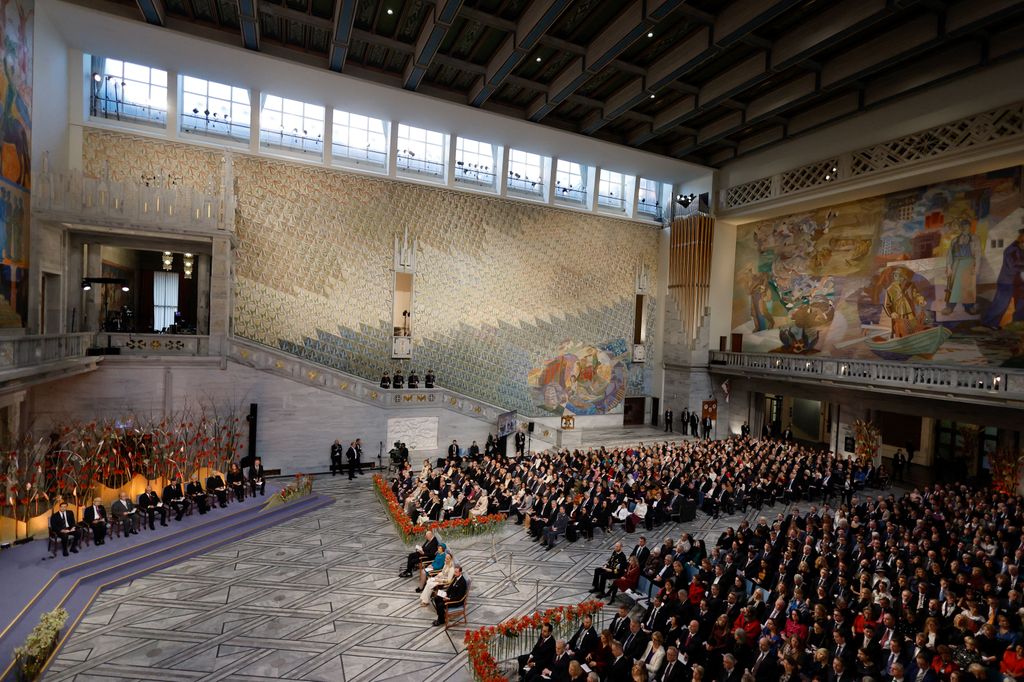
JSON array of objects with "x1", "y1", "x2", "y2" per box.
[
  {"x1": 529, "y1": 339, "x2": 629, "y2": 415},
  {"x1": 82, "y1": 130, "x2": 660, "y2": 415},
  {"x1": 731, "y1": 167, "x2": 1024, "y2": 366},
  {"x1": 0, "y1": 0, "x2": 32, "y2": 327}
]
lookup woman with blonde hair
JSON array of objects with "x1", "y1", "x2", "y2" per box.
[{"x1": 419, "y1": 551, "x2": 453, "y2": 605}]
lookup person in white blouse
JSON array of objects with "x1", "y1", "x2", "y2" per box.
[
  {"x1": 640, "y1": 630, "x2": 666, "y2": 676},
  {"x1": 420, "y1": 552, "x2": 454, "y2": 605}
]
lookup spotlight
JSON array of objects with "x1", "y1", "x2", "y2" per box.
[
  {"x1": 650, "y1": 94, "x2": 655, "y2": 99},
  {"x1": 386, "y1": 7, "x2": 393, "y2": 14},
  {"x1": 82, "y1": 280, "x2": 92, "y2": 291},
  {"x1": 92, "y1": 72, "x2": 101, "y2": 82},
  {"x1": 121, "y1": 284, "x2": 130, "y2": 292},
  {"x1": 536, "y1": 57, "x2": 542, "y2": 62},
  {"x1": 647, "y1": 31, "x2": 654, "y2": 38}
]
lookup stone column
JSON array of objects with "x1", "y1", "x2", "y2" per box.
[
  {"x1": 85, "y1": 243, "x2": 102, "y2": 331},
  {"x1": 196, "y1": 253, "x2": 211, "y2": 335},
  {"x1": 208, "y1": 237, "x2": 231, "y2": 355}
]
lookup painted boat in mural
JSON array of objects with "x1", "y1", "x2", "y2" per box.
[{"x1": 864, "y1": 326, "x2": 952, "y2": 359}]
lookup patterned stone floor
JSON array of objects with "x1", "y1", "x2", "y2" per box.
[{"x1": 46, "y1": 472, "x2": 876, "y2": 682}]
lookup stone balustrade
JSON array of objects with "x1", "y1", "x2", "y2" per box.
[
  {"x1": 709, "y1": 351, "x2": 1024, "y2": 400},
  {"x1": 0, "y1": 333, "x2": 94, "y2": 370},
  {"x1": 94, "y1": 333, "x2": 210, "y2": 356},
  {"x1": 33, "y1": 159, "x2": 231, "y2": 234}
]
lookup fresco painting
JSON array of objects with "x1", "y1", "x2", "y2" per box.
[
  {"x1": 732, "y1": 167, "x2": 1024, "y2": 366},
  {"x1": 528, "y1": 339, "x2": 629, "y2": 415},
  {"x1": 0, "y1": 0, "x2": 32, "y2": 327}
]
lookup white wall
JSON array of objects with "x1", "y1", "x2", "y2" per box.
[
  {"x1": 26, "y1": 359, "x2": 494, "y2": 473},
  {"x1": 31, "y1": 0, "x2": 70, "y2": 169},
  {"x1": 707, "y1": 220, "x2": 738, "y2": 351}
]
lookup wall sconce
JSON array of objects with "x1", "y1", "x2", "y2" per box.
[
  {"x1": 162, "y1": 251, "x2": 173, "y2": 271},
  {"x1": 183, "y1": 252, "x2": 194, "y2": 279}
]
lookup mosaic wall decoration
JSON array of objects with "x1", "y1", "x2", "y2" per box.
[
  {"x1": 230, "y1": 156, "x2": 659, "y2": 415},
  {"x1": 528, "y1": 339, "x2": 628, "y2": 415},
  {"x1": 731, "y1": 166, "x2": 1024, "y2": 367},
  {"x1": 82, "y1": 130, "x2": 660, "y2": 415},
  {"x1": 0, "y1": 0, "x2": 32, "y2": 327}
]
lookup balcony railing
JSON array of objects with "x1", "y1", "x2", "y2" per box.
[
  {"x1": 709, "y1": 351, "x2": 1024, "y2": 399},
  {"x1": 0, "y1": 333, "x2": 94, "y2": 371},
  {"x1": 95, "y1": 333, "x2": 209, "y2": 356},
  {"x1": 33, "y1": 156, "x2": 229, "y2": 233}
]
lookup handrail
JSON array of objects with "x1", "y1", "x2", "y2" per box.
[{"x1": 709, "y1": 350, "x2": 1024, "y2": 398}]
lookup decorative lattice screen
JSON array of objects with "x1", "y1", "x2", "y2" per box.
[
  {"x1": 780, "y1": 159, "x2": 838, "y2": 195},
  {"x1": 723, "y1": 176, "x2": 772, "y2": 209}
]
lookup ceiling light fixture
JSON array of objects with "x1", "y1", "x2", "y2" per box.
[
  {"x1": 536, "y1": 56, "x2": 542, "y2": 62},
  {"x1": 650, "y1": 94, "x2": 656, "y2": 99},
  {"x1": 647, "y1": 31, "x2": 654, "y2": 38},
  {"x1": 386, "y1": 8, "x2": 393, "y2": 14}
]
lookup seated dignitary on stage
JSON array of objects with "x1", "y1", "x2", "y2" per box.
[
  {"x1": 111, "y1": 490, "x2": 139, "y2": 536},
  {"x1": 163, "y1": 476, "x2": 189, "y2": 521},
  {"x1": 591, "y1": 541, "x2": 628, "y2": 596},
  {"x1": 206, "y1": 470, "x2": 229, "y2": 508},
  {"x1": 138, "y1": 483, "x2": 168, "y2": 528},
  {"x1": 83, "y1": 495, "x2": 109, "y2": 545},
  {"x1": 431, "y1": 564, "x2": 466, "y2": 626},
  {"x1": 517, "y1": 622, "x2": 556, "y2": 681},
  {"x1": 187, "y1": 473, "x2": 209, "y2": 514},
  {"x1": 400, "y1": 529, "x2": 438, "y2": 578},
  {"x1": 419, "y1": 551, "x2": 454, "y2": 605},
  {"x1": 417, "y1": 543, "x2": 448, "y2": 591},
  {"x1": 248, "y1": 457, "x2": 266, "y2": 497},
  {"x1": 226, "y1": 462, "x2": 246, "y2": 503},
  {"x1": 50, "y1": 501, "x2": 80, "y2": 556}
]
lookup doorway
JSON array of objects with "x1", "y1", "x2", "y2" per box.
[{"x1": 623, "y1": 397, "x2": 646, "y2": 426}]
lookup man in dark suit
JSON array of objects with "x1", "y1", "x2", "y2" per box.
[
  {"x1": 904, "y1": 652, "x2": 939, "y2": 682},
  {"x1": 401, "y1": 530, "x2": 438, "y2": 577},
  {"x1": 536, "y1": 640, "x2": 571, "y2": 682},
  {"x1": 631, "y1": 536, "x2": 651, "y2": 569},
  {"x1": 516, "y1": 622, "x2": 555, "y2": 679},
  {"x1": 567, "y1": 613, "x2": 597, "y2": 660},
  {"x1": 83, "y1": 496, "x2": 108, "y2": 545},
  {"x1": 186, "y1": 474, "x2": 209, "y2": 514},
  {"x1": 541, "y1": 506, "x2": 569, "y2": 550},
  {"x1": 609, "y1": 604, "x2": 632, "y2": 642},
  {"x1": 659, "y1": 646, "x2": 686, "y2": 682},
  {"x1": 330, "y1": 439, "x2": 343, "y2": 475},
  {"x1": 664, "y1": 409, "x2": 673, "y2": 433},
  {"x1": 49, "y1": 502, "x2": 80, "y2": 556},
  {"x1": 680, "y1": 620, "x2": 705, "y2": 666},
  {"x1": 701, "y1": 415, "x2": 713, "y2": 439},
  {"x1": 689, "y1": 411, "x2": 699, "y2": 437},
  {"x1": 591, "y1": 542, "x2": 627, "y2": 596},
  {"x1": 515, "y1": 430, "x2": 526, "y2": 456},
  {"x1": 447, "y1": 440, "x2": 461, "y2": 463},
  {"x1": 622, "y1": 619, "x2": 648, "y2": 661},
  {"x1": 749, "y1": 637, "x2": 779, "y2": 681},
  {"x1": 641, "y1": 595, "x2": 669, "y2": 635},
  {"x1": 206, "y1": 472, "x2": 228, "y2": 508},
  {"x1": 607, "y1": 640, "x2": 632, "y2": 682},
  {"x1": 721, "y1": 653, "x2": 743, "y2": 682},
  {"x1": 248, "y1": 457, "x2": 266, "y2": 497},
  {"x1": 138, "y1": 484, "x2": 168, "y2": 529},
  {"x1": 346, "y1": 440, "x2": 360, "y2": 479},
  {"x1": 163, "y1": 478, "x2": 188, "y2": 521},
  {"x1": 432, "y1": 565, "x2": 467, "y2": 626},
  {"x1": 111, "y1": 491, "x2": 139, "y2": 536}
]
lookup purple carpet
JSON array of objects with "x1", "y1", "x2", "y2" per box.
[{"x1": 0, "y1": 483, "x2": 333, "y2": 680}]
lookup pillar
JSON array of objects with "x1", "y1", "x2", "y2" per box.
[{"x1": 196, "y1": 253, "x2": 211, "y2": 335}]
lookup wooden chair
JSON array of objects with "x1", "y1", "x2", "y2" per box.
[{"x1": 444, "y1": 579, "x2": 469, "y2": 629}]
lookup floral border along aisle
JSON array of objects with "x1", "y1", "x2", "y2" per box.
[
  {"x1": 465, "y1": 600, "x2": 606, "y2": 682},
  {"x1": 263, "y1": 473, "x2": 315, "y2": 510},
  {"x1": 372, "y1": 474, "x2": 506, "y2": 543}
]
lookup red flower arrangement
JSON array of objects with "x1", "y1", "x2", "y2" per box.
[
  {"x1": 463, "y1": 600, "x2": 605, "y2": 682},
  {"x1": 372, "y1": 475, "x2": 507, "y2": 544}
]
